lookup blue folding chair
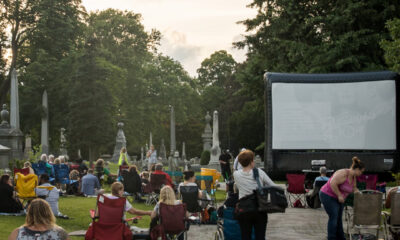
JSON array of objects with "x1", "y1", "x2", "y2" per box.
[
  {"x1": 32, "y1": 162, "x2": 47, "y2": 176},
  {"x1": 54, "y1": 164, "x2": 70, "y2": 184}
]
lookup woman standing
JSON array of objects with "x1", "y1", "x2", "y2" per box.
[
  {"x1": 8, "y1": 198, "x2": 69, "y2": 240},
  {"x1": 233, "y1": 150, "x2": 276, "y2": 240},
  {"x1": 319, "y1": 156, "x2": 365, "y2": 240}
]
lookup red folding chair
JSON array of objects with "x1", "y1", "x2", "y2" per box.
[
  {"x1": 13, "y1": 168, "x2": 30, "y2": 176},
  {"x1": 158, "y1": 202, "x2": 188, "y2": 240},
  {"x1": 85, "y1": 194, "x2": 132, "y2": 240},
  {"x1": 357, "y1": 174, "x2": 378, "y2": 190},
  {"x1": 286, "y1": 174, "x2": 307, "y2": 208}
]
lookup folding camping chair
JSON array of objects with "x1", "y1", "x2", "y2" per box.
[
  {"x1": 54, "y1": 164, "x2": 70, "y2": 185},
  {"x1": 306, "y1": 180, "x2": 327, "y2": 208},
  {"x1": 85, "y1": 194, "x2": 133, "y2": 240},
  {"x1": 157, "y1": 202, "x2": 188, "y2": 240},
  {"x1": 383, "y1": 192, "x2": 400, "y2": 240},
  {"x1": 32, "y1": 162, "x2": 47, "y2": 176},
  {"x1": 286, "y1": 174, "x2": 307, "y2": 207},
  {"x1": 13, "y1": 168, "x2": 30, "y2": 177},
  {"x1": 347, "y1": 190, "x2": 383, "y2": 240},
  {"x1": 121, "y1": 170, "x2": 142, "y2": 202},
  {"x1": 146, "y1": 174, "x2": 166, "y2": 205},
  {"x1": 195, "y1": 175, "x2": 217, "y2": 208},
  {"x1": 357, "y1": 174, "x2": 378, "y2": 191},
  {"x1": 15, "y1": 173, "x2": 38, "y2": 205},
  {"x1": 180, "y1": 185, "x2": 203, "y2": 222}
]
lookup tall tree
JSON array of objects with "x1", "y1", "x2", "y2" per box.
[
  {"x1": 19, "y1": 0, "x2": 85, "y2": 151},
  {"x1": 197, "y1": 50, "x2": 240, "y2": 150},
  {"x1": 381, "y1": 18, "x2": 400, "y2": 72},
  {"x1": 0, "y1": 0, "x2": 38, "y2": 104},
  {"x1": 232, "y1": 0, "x2": 400, "y2": 155}
]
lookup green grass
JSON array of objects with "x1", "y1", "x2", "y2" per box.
[{"x1": 0, "y1": 196, "x2": 154, "y2": 240}]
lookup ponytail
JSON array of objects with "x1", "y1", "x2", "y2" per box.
[{"x1": 351, "y1": 156, "x2": 365, "y2": 170}]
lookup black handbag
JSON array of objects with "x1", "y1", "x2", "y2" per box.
[
  {"x1": 253, "y1": 168, "x2": 288, "y2": 213},
  {"x1": 235, "y1": 192, "x2": 257, "y2": 218}
]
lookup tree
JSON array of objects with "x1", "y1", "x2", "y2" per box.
[
  {"x1": 381, "y1": 18, "x2": 400, "y2": 72},
  {"x1": 197, "y1": 51, "x2": 241, "y2": 150},
  {"x1": 67, "y1": 36, "x2": 122, "y2": 163},
  {"x1": 0, "y1": 0, "x2": 39, "y2": 104},
  {"x1": 19, "y1": 0, "x2": 85, "y2": 152},
  {"x1": 232, "y1": 0, "x2": 400, "y2": 155}
]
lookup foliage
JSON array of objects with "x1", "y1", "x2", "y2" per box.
[
  {"x1": 200, "y1": 150, "x2": 210, "y2": 165},
  {"x1": 381, "y1": 18, "x2": 400, "y2": 72}
]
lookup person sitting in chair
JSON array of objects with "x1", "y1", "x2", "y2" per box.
[
  {"x1": 150, "y1": 186, "x2": 187, "y2": 240},
  {"x1": 0, "y1": 174, "x2": 23, "y2": 213},
  {"x1": 81, "y1": 169, "x2": 104, "y2": 196},
  {"x1": 35, "y1": 174, "x2": 68, "y2": 219},
  {"x1": 152, "y1": 163, "x2": 174, "y2": 188},
  {"x1": 314, "y1": 167, "x2": 329, "y2": 187},
  {"x1": 385, "y1": 178, "x2": 400, "y2": 240},
  {"x1": 178, "y1": 171, "x2": 202, "y2": 198},
  {"x1": 105, "y1": 182, "x2": 152, "y2": 217}
]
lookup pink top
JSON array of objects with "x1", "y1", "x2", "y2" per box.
[{"x1": 321, "y1": 170, "x2": 354, "y2": 199}]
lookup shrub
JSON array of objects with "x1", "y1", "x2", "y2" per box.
[{"x1": 200, "y1": 150, "x2": 210, "y2": 165}]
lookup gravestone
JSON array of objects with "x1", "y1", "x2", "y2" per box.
[
  {"x1": 24, "y1": 135, "x2": 32, "y2": 159},
  {"x1": 201, "y1": 112, "x2": 212, "y2": 151},
  {"x1": 59, "y1": 128, "x2": 68, "y2": 156},
  {"x1": 0, "y1": 104, "x2": 23, "y2": 168},
  {"x1": 208, "y1": 110, "x2": 221, "y2": 170},
  {"x1": 111, "y1": 122, "x2": 130, "y2": 162}
]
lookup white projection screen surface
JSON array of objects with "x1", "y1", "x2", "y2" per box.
[{"x1": 271, "y1": 80, "x2": 396, "y2": 150}]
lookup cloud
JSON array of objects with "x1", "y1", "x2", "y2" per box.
[{"x1": 159, "y1": 30, "x2": 203, "y2": 76}]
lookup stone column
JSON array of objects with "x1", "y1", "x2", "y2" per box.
[
  {"x1": 149, "y1": 132, "x2": 153, "y2": 147},
  {"x1": 182, "y1": 142, "x2": 186, "y2": 161},
  {"x1": 24, "y1": 135, "x2": 32, "y2": 159},
  {"x1": 159, "y1": 139, "x2": 167, "y2": 163},
  {"x1": 201, "y1": 112, "x2": 212, "y2": 151},
  {"x1": 170, "y1": 105, "x2": 176, "y2": 155},
  {"x1": 209, "y1": 110, "x2": 221, "y2": 170},
  {"x1": 41, "y1": 90, "x2": 49, "y2": 154},
  {"x1": 10, "y1": 69, "x2": 20, "y2": 130}
]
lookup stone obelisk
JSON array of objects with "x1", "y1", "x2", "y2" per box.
[
  {"x1": 41, "y1": 90, "x2": 49, "y2": 154},
  {"x1": 209, "y1": 110, "x2": 221, "y2": 170},
  {"x1": 149, "y1": 132, "x2": 153, "y2": 147},
  {"x1": 160, "y1": 139, "x2": 167, "y2": 163},
  {"x1": 10, "y1": 69, "x2": 20, "y2": 130},
  {"x1": 182, "y1": 142, "x2": 186, "y2": 161},
  {"x1": 170, "y1": 105, "x2": 176, "y2": 155},
  {"x1": 201, "y1": 112, "x2": 212, "y2": 151}
]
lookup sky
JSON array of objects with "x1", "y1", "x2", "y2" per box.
[{"x1": 81, "y1": 0, "x2": 257, "y2": 76}]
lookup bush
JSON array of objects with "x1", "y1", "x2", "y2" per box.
[{"x1": 200, "y1": 150, "x2": 210, "y2": 165}]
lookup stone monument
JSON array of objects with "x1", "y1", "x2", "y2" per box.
[
  {"x1": 159, "y1": 139, "x2": 167, "y2": 163},
  {"x1": 10, "y1": 69, "x2": 20, "y2": 130},
  {"x1": 149, "y1": 132, "x2": 152, "y2": 147},
  {"x1": 111, "y1": 122, "x2": 130, "y2": 162},
  {"x1": 59, "y1": 128, "x2": 68, "y2": 156},
  {"x1": 201, "y1": 111, "x2": 212, "y2": 151},
  {"x1": 208, "y1": 110, "x2": 221, "y2": 170},
  {"x1": 182, "y1": 142, "x2": 186, "y2": 161},
  {"x1": 254, "y1": 154, "x2": 262, "y2": 168},
  {"x1": 0, "y1": 69, "x2": 24, "y2": 168},
  {"x1": 24, "y1": 135, "x2": 32, "y2": 159},
  {"x1": 41, "y1": 90, "x2": 49, "y2": 154},
  {"x1": 170, "y1": 105, "x2": 176, "y2": 156}
]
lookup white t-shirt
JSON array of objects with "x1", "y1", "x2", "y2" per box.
[
  {"x1": 233, "y1": 168, "x2": 276, "y2": 199},
  {"x1": 104, "y1": 194, "x2": 132, "y2": 212}
]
